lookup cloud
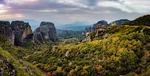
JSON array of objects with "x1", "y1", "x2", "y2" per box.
[
  {"x1": 34, "y1": 10, "x2": 58, "y2": 12},
  {"x1": 97, "y1": 0, "x2": 150, "y2": 13},
  {"x1": 120, "y1": 0, "x2": 150, "y2": 13},
  {"x1": 0, "y1": 14, "x2": 23, "y2": 20},
  {"x1": 0, "y1": 10, "x2": 7, "y2": 13},
  {"x1": 0, "y1": 0, "x2": 149, "y2": 23},
  {"x1": 4, "y1": 0, "x2": 37, "y2": 4}
]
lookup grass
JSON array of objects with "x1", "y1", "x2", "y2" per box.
[{"x1": 0, "y1": 47, "x2": 47, "y2": 76}]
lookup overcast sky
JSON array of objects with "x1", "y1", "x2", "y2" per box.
[{"x1": 0, "y1": 0, "x2": 150, "y2": 24}]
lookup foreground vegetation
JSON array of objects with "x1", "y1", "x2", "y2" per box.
[
  {"x1": 0, "y1": 32, "x2": 46, "y2": 76},
  {"x1": 1, "y1": 14, "x2": 150, "y2": 76},
  {"x1": 25, "y1": 25, "x2": 150, "y2": 76}
]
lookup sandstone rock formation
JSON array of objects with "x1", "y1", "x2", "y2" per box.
[
  {"x1": 82, "y1": 36, "x2": 91, "y2": 43},
  {"x1": 10, "y1": 21, "x2": 33, "y2": 45},
  {"x1": 84, "y1": 20, "x2": 108, "y2": 33},
  {"x1": 0, "y1": 21, "x2": 15, "y2": 45},
  {"x1": 34, "y1": 21, "x2": 56, "y2": 44},
  {"x1": 93, "y1": 20, "x2": 108, "y2": 28},
  {"x1": 95, "y1": 25, "x2": 108, "y2": 37},
  {"x1": 82, "y1": 21, "x2": 109, "y2": 42}
]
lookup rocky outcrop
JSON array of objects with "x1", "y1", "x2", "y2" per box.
[
  {"x1": 58, "y1": 30, "x2": 68, "y2": 37},
  {"x1": 10, "y1": 21, "x2": 33, "y2": 45},
  {"x1": 84, "y1": 20, "x2": 108, "y2": 34},
  {"x1": 103, "y1": 33, "x2": 110, "y2": 38},
  {"x1": 93, "y1": 20, "x2": 108, "y2": 28},
  {"x1": 95, "y1": 25, "x2": 107, "y2": 31},
  {"x1": 65, "y1": 51, "x2": 70, "y2": 56},
  {"x1": 34, "y1": 21, "x2": 57, "y2": 44},
  {"x1": 95, "y1": 25, "x2": 108, "y2": 37},
  {"x1": 52, "y1": 46, "x2": 57, "y2": 50},
  {"x1": 82, "y1": 36, "x2": 91, "y2": 43},
  {"x1": 82, "y1": 21, "x2": 109, "y2": 42},
  {"x1": 0, "y1": 21, "x2": 15, "y2": 45},
  {"x1": 109, "y1": 19, "x2": 130, "y2": 26},
  {"x1": 0, "y1": 55, "x2": 17, "y2": 76},
  {"x1": 81, "y1": 30, "x2": 85, "y2": 36}
]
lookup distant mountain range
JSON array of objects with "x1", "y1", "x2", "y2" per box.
[
  {"x1": 63, "y1": 21, "x2": 93, "y2": 26},
  {"x1": 58, "y1": 21, "x2": 93, "y2": 31}
]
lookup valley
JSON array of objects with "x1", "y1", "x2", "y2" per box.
[{"x1": 0, "y1": 14, "x2": 150, "y2": 76}]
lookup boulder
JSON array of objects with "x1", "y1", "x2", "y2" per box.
[
  {"x1": 103, "y1": 33, "x2": 110, "y2": 38},
  {"x1": 65, "y1": 51, "x2": 70, "y2": 56},
  {"x1": 32, "y1": 61, "x2": 36, "y2": 64},
  {"x1": 0, "y1": 68, "x2": 4, "y2": 75},
  {"x1": 0, "y1": 55, "x2": 17, "y2": 76},
  {"x1": 52, "y1": 46, "x2": 57, "y2": 50}
]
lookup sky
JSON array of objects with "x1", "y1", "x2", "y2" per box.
[{"x1": 0, "y1": 0, "x2": 150, "y2": 24}]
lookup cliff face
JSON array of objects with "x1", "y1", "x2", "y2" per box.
[
  {"x1": 0, "y1": 20, "x2": 56, "y2": 45},
  {"x1": 0, "y1": 21, "x2": 15, "y2": 45},
  {"x1": 10, "y1": 21, "x2": 33, "y2": 45},
  {"x1": 34, "y1": 22, "x2": 57, "y2": 44}
]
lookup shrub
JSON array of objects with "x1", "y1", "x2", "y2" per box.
[{"x1": 146, "y1": 45, "x2": 150, "y2": 50}]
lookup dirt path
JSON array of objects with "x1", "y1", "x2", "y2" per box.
[
  {"x1": 140, "y1": 45, "x2": 150, "y2": 67},
  {"x1": 138, "y1": 30, "x2": 150, "y2": 67},
  {"x1": 123, "y1": 25, "x2": 150, "y2": 28}
]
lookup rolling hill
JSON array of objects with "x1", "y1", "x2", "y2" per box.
[{"x1": 123, "y1": 14, "x2": 150, "y2": 26}]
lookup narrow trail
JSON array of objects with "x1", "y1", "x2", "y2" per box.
[
  {"x1": 139, "y1": 29, "x2": 150, "y2": 67},
  {"x1": 123, "y1": 25, "x2": 150, "y2": 28},
  {"x1": 140, "y1": 45, "x2": 150, "y2": 67}
]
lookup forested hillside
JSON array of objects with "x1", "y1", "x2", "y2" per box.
[
  {"x1": 1, "y1": 14, "x2": 150, "y2": 76},
  {"x1": 123, "y1": 14, "x2": 150, "y2": 26},
  {"x1": 25, "y1": 25, "x2": 150, "y2": 76},
  {"x1": 0, "y1": 32, "x2": 47, "y2": 76}
]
